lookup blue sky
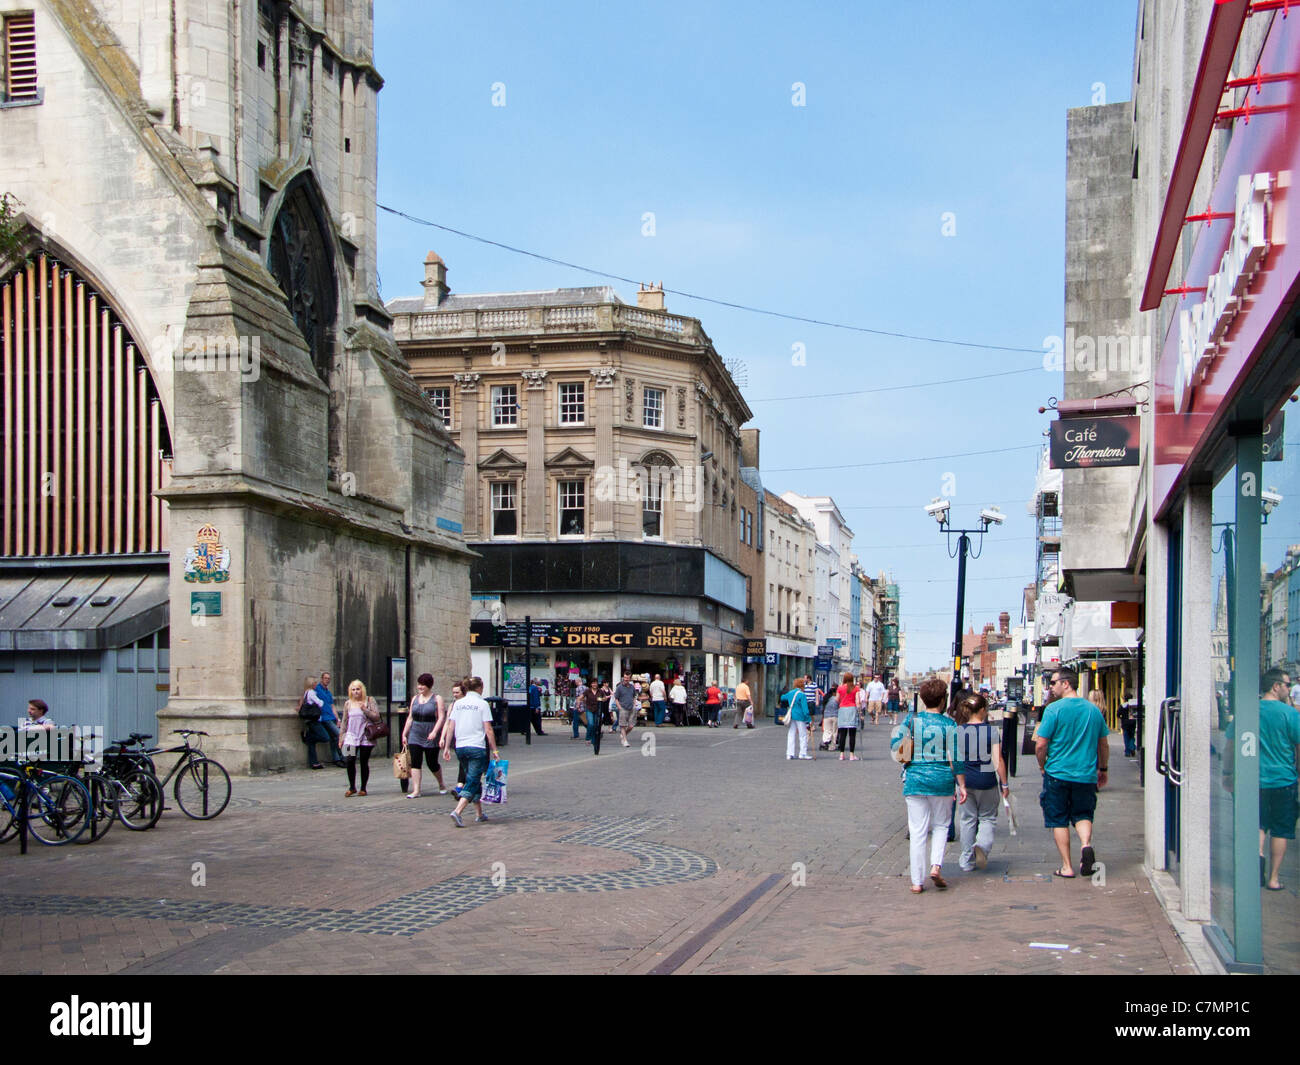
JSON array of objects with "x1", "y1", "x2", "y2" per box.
[{"x1": 373, "y1": 0, "x2": 1139, "y2": 671}]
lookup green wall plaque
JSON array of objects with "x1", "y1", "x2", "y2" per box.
[{"x1": 191, "y1": 591, "x2": 223, "y2": 618}]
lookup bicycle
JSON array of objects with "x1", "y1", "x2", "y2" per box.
[
  {"x1": 0, "y1": 763, "x2": 91, "y2": 846},
  {"x1": 110, "y1": 730, "x2": 230, "y2": 820},
  {"x1": 80, "y1": 766, "x2": 164, "y2": 833}
]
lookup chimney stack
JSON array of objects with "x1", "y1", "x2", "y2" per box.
[
  {"x1": 422, "y1": 251, "x2": 449, "y2": 307},
  {"x1": 999, "y1": 611, "x2": 1010, "y2": 636},
  {"x1": 637, "y1": 281, "x2": 665, "y2": 311}
]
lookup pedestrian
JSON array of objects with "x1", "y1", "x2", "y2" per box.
[
  {"x1": 704, "y1": 680, "x2": 722, "y2": 728},
  {"x1": 836, "y1": 674, "x2": 860, "y2": 761},
  {"x1": 300, "y1": 674, "x2": 327, "y2": 769},
  {"x1": 22, "y1": 698, "x2": 54, "y2": 732},
  {"x1": 1036, "y1": 667, "x2": 1110, "y2": 879},
  {"x1": 570, "y1": 678, "x2": 587, "y2": 741},
  {"x1": 649, "y1": 673, "x2": 668, "y2": 726},
  {"x1": 953, "y1": 692, "x2": 1009, "y2": 872},
  {"x1": 401, "y1": 672, "x2": 448, "y2": 797},
  {"x1": 598, "y1": 679, "x2": 613, "y2": 728},
  {"x1": 669, "y1": 676, "x2": 687, "y2": 726},
  {"x1": 528, "y1": 677, "x2": 546, "y2": 736},
  {"x1": 442, "y1": 676, "x2": 500, "y2": 827},
  {"x1": 779, "y1": 675, "x2": 813, "y2": 760},
  {"x1": 316, "y1": 671, "x2": 345, "y2": 767},
  {"x1": 733, "y1": 678, "x2": 754, "y2": 728},
  {"x1": 447, "y1": 682, "x2": 466, "y2": 795},
  {"x1": 866, "y1": 674, "x2": 887, "y2": 725},
  {"x1": 582, "y1": 682, "x2": 603, "y2": 755},
  {"x1": 827, "y1": 672, "x2": 855, "y2": 751},
  {"x1": 1225, "y1": 668, "x2": 1298, "y2": 891},
  {"x1": 1119, "y1": 697, "x2": 1138, "y2": 758},
  {"x1": 339, "y1": 679, "x2": 380, "y2": 797},
  {"x1": 891, "y1": 678, "x2": 967, "y2": 892},
  {"x1": 887, "y1": 676, "x2": 901, "y2": 725},
  {"x1": 614, "y1": 671, "x2": 639, "y2": 747}
]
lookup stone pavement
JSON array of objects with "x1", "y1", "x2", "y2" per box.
[{"x1": 0, "y1": 717, "x2": 1195, "y2": 975}]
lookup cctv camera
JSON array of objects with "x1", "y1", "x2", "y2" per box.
[
  {"x1": 1262, "y1": 487, "x2": 1283, "y2": 512},
  {"x1": 980, "y1": 506, "x2": 1005, "y2": 525},
  {"x1": 924, "y1": 498, "x2": 951, "y2": 523}
]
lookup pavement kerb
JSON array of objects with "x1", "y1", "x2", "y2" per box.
[{"x1": 1146, "y1": 866, "x2": 1225, "y2": 975}]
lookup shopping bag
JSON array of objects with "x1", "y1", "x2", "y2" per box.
[
  {"x1": 393, "y1": 745, "x2": 411, "y2": 780},
  {"x1": 743, "y1": 705, "x2": 754, "y2": 726},
  {"x1": 482, "y1": 758, "x2": 509, "y2": 804},
  {"x1": 1002, "y1": 791, "x2": 1019, "y2": 836}
]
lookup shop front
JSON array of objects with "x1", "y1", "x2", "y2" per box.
[
  {"x1": 1143, "y1": 8, "x2": 1300, "y2": 973},
  {"x1": 761, "y1": 635, "x2": 817, "y2": 719},
  {"x1": 470, "y1": 619, "x2": 710, "y2": 718}
]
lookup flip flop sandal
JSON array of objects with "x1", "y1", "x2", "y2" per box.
[
  {"x1": 1265, "y1": 882, "x2": 1287, "y2": 891},
  {"x1": 1053, "y1": 869, "x2": 1077, "y2": 879},
  {"x1": 1079, "y1": 846, "x2": 1096, "y2": 877}
]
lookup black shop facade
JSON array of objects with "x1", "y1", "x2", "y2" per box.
[{"x1": 467, "y1": 542, "x2": 749, "y2": 709}]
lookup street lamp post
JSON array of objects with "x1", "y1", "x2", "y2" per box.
[{"x1": 924, "y1": 499, "x2": 1004, "y2": 699}]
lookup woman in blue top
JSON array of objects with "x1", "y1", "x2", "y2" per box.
[
  {"x1": 778, "y1": 676, "x2": 813, "y2": 760},
  {"x1": 891, "y1": 678, "x2": 967, "y2": 892}
]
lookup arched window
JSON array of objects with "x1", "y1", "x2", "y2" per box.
[{"x1": 1, "y1": 253, "x2": 172, "y2": 556}]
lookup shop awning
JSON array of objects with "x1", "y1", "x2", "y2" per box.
[{"x1": 0, "y1": 571, "x2": 169, "y2": 651}]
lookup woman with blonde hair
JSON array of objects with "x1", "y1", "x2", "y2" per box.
[{"x1": 339, "y1": 679, "x2": 381, "y2": 796}]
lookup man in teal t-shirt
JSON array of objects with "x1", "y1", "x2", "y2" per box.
[
  {"x1": 1230, "y1": 668, "x2": 1300, "y2": 891},
  {"x1": 1035, "y1": 667, "x2": 1109, "y2": 879}
]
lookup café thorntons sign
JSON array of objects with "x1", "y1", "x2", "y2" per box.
[{"x1": 1050, "y1": 416, "x2": 1140, "y2": 469}]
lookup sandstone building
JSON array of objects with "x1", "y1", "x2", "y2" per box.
[
  {"x1": 0, "y1": 1, "x2": 470, "y2": 770},
  {"x1": 388, "y1": 258, "x2": 752, "y2": 701}
]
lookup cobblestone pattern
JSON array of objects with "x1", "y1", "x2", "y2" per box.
[{"x1": 0, "y1": 815, "x2": 714, "y2": 937}]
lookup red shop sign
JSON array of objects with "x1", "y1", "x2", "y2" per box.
[{"x1": 1153, "y1": 13, "x2": 1300, "y2": 517}]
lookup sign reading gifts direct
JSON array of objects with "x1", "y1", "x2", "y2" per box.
[
  {"x1": 471, "y1": 621, "x2": 702, "y2": 649},
  {"x1": 1049, "y1": 416, "x2": 1140, "y2": 469}
]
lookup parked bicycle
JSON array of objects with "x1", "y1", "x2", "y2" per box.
[
  {"x1": 107, "y1": 730, "x2": 230, "y2": 820},
  {"x1": 0, "y1": 763, "x2": 91, "y2": 846}
]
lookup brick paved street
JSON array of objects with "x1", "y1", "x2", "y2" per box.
[{"x1": 0, "y1": 718, "x2": 1195, "y2": 975}]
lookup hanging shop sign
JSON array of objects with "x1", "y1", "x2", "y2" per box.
[
  {"x1": 1049, "y1": 416, "x2": 1140, "y2": 469},
  {"x1": 743, "y1": 639, "x2": 767, "y2": 658},
  {"x1": 471, "y1": 620, "x2": 702, "y2": 649}
]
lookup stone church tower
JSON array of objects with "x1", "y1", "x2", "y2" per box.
[{"x1": 0, "y1": 1, "x2": 470, "y2": 771}]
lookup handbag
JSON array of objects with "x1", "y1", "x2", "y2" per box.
[
  {"x1": 362, "y1": 699, "x2": 390, "y2": 742},
  {"x1": 297, "y1": 694, "x2": 320, "y2": 721},
  {"x1": 892, "y1": 713, "x2": 916, "y2": 764},
  {"x1": 393, "y1": 745, "x2": 411, "y2": 780}
]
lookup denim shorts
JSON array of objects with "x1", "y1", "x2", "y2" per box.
[
  {"x1": 456, "y1": 746, "x2": 490, "y2": 802},
  {"x1": 1039, "y1": 773, "x2": 1098, "y2": 828},
  {"x1": 1260, "y1": 784, "x2": 1299, "y2": 840}
]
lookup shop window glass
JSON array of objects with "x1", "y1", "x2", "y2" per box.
[
  {"x1": 1258, "y1": 410, "x2": 1299, "y2": 974},
  {"x1": 1210, "y1": 463, "x2": 1237, "y2": 946}
]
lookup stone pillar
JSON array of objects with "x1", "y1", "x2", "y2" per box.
[
  {"x1": 590, "y1": 367, "x2": 617, "y2": 536},
  {"x1": 522, "y1": 370, "x2": 548, "y2": 537},
  {"x1": 455, "y1": 373, "x2": 480, "y2": 537}
]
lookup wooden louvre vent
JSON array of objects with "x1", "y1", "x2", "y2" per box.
[
  {"x1": 1, "y1": 253, "x2": 173, "y2": 557},
  {"x1": 4, "y1": 12, "x2": 37, "y2": 101}
]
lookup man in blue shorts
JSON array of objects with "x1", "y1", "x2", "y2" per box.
[
  {"x1": 1225, "y1": 668, "x2": 1299, "y2": 891},
  {"x1": 1036, "y1": 667, "x2": 1109, "y2": 879}
]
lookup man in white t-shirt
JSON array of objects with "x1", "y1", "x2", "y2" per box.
[
  {"x1": 649, "y1": 674, "x2": 668, "y2": 726},
  {"x1": 442, "y1": 676, "x2": 499, "y2": 827},
  {"x1": 866, "y1": 675, "x2": 888, "y2": 725}
]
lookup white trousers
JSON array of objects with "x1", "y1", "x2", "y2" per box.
[
  {"x1": 905, "y1": 794, "x2": 953, "y2": 886},
  {"x1": 786, "y1": 720, "x2": 809, "y2": 758},
  {"x1": 958, "y1": 787, "x2": 1000, "y2": 870}
]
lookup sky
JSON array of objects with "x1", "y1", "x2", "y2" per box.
[{"x1": 372, "y1": 0, "x2": 1140, "y2": 672}]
